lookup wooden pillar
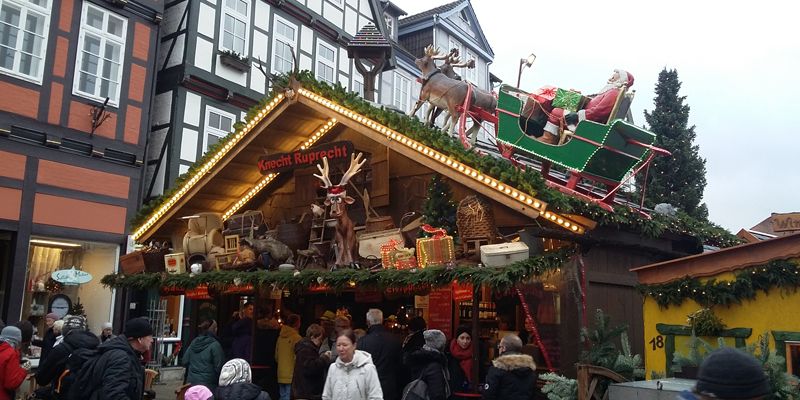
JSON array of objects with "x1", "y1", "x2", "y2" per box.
[{"x1": 470, "y1": 286, "x2": 480, "y2": 390}]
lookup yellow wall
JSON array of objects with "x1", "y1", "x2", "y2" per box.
[{"x1": 642, "y1": 271, "x2": 800, "y2": 377}]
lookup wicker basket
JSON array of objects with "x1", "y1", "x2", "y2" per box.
[{"x1": 456, "y1": 195, "x2": 498, "y2": 240}]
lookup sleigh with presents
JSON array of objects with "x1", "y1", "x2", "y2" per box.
[{"x1": 451, "y1": 82, "x2": 671, "y2": 213}]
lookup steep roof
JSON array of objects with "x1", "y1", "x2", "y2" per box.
[{"x1": 398, "y1": 0, "x2": 464, "y2": 26}]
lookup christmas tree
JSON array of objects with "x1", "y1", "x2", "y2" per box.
[
  {"x1": 642, "y1": 68, "x2": 708, "y2": 219},
  {"x1": 421, "y1": 175, "x2": 458, "y2": 238}
]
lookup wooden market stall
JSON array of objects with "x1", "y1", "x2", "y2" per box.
[{"x1": 106, "y1": 75, "x2": 736, "y2": 391}]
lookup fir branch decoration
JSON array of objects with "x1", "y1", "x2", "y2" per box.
[
  {"x1": 639, "y1": 259, "x2": 800, "y2": 308},
  {"x1": 130, "y1": 71, "x2": 741, "y2": 248},
  {"x1": 102, "y1": 248, "x2": 574, "y2": 292}
]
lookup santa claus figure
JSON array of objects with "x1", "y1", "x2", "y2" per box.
[{"x1": 541, "y1": 69, "x2": 634, "y2": 144}]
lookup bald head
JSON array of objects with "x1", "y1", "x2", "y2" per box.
[{"x1": 501, "y1": 334, "x2": 523, "y2": 354}]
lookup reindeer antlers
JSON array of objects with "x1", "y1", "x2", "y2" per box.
[
  {"x1": 313, "y1": 152, "x2": 366, "y2": 189},
  {"x1": 338, "y1": 152, "x2": 366, "y2": 186},
  {"x1": 313, "y1": 157, "x2": 333, "y2": 188},
  {"x1": 424, "y1": 45, "x2": 444, "y2": 59}
]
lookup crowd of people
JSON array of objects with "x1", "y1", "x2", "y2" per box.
[{"x1": 180, "y1": 307, "x2": 540, "y2": 400}]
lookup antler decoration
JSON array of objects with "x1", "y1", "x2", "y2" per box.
[
  {"x1": 338, "y1": 152, "x2": 366, "y2": 187},
  {"x1": 424, "y1": 45, "x2": 445, "y2": 59},
  {"x1": 313, "y1": 157, "x2": 333, "y2": 188}
]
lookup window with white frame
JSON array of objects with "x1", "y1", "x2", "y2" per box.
[
  {"x1": 0, "y1": 0, "x2": 51, "y2": 83},
  {"x1": 316, "y1": 40, "x2": 335, "y2": 85},
  {"x1": 272, "y1": 16, "x2": 295, "y2": 74},
  {"x1": 465, "y1": 50, "x2": 476, "y2": 83},
  {"x1": 73, "y1": 3, "x2": 127, "y2": 106},
  {"x1": 448, "y1": 38, "x2": 460, "y2": 58},
  {"x1": 221, "y1": 0, "x2": 248, "y2": 55},
  {"x1": 204, "y1": 106, "x2": 235, "y2": 152},
  {"x1": 393, "y1": 73, "x2": 410, "y2": 111}
]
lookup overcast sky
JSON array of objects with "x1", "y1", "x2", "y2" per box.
[{"x1": 400, "y1": 0, "x2": 799, "y2": 232}]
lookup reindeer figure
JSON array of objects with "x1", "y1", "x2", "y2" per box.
[
  {"x1": 424, "y1": 48, "x2": 476, "y2": 127},
  {"x1": 408, "y1": 45, "x2": 496, "y2": 144},
  {"x1": 313, "y1": 152, "x2": 366, "y2": 266}
]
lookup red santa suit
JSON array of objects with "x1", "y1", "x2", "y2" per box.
[{"x1": 544, "y1": 69, "x2": 634, "y2": 136}]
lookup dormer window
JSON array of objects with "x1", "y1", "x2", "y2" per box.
[{"x1": 460, "y1": 9, "x2": 470, "y2": 25}]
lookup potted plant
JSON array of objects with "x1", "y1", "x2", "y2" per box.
[{"x1": 219, "y1": 49, "x2": 250, "y2": 72}]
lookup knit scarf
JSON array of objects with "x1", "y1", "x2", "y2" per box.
[{"x1": 449, "y1": 339, "x2": 473, "y2": 383}]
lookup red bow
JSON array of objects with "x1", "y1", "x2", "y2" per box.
[
  {"x1": 421, "y1": 224, "x2": 447, "y2": 239},
  {"x1": 328, "y1": 186, "x2": 345, "y2": 194}
]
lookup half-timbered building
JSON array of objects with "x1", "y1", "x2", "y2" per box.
[{"x1": 0, "y1": 0, "x2": 162, "y2": 329}]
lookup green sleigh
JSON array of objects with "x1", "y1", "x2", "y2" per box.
[{"x1": 462, "y1": 84, "x2": 671, "y2": 212}]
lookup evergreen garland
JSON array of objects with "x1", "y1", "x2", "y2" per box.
[
  {"x1": 130, "y1": 71, "x2": 740, "y2": 248},
  {"x1": 639, "y1": 259, "x2": 800, "y2": 308},
  {"x1": 102, "y1": 248, "x2": 573, "y2": 292}
]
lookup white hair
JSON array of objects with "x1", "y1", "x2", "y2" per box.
[{"x1": 366, "y1": 308, "x2": 383, "y2": 326}]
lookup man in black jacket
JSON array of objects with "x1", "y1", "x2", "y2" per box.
[
  {"x1": 356, "y1": 309, "x2": 402, "y2": 400},
  {"x1": 483, "y1": 334, "x2": 537, "y2": 400},
  {"x1": 73, "y1": 317, "x2": 153, "y2": 400},
  {"x1": 35, "y1": 315, "x2": 99, "y2": 398}
]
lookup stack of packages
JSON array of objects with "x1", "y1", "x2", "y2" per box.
[{"x1": 380, "y1": 239, "x2": 417, "y2": 269}]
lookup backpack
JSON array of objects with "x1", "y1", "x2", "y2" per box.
[
  {"x1": 60, "y1": 348, "x2": 101, "y2": 400},
  {"x1": 401, "y1": 366, "x2": 451, "y2": 400}
]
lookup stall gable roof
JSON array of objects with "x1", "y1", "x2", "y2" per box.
[
  {"x1": 631, "y1": 232, "x2": 800, "y2": 285},
  {"x1": 132, "y1": 86, "x2": 588, "y2": 242}
]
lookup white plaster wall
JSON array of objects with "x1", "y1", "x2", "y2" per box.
[
  {"x1": 252, "y1": 31, "x2": 269, "y2": 62},
  {"x1": 184, "y1": 92, "x2": 201, "y2": 126},
  {"x1": 344, "y1": 6, "x2": 357, "y2": 36},
  {"x1": 359, "y1": 0, "x2": 369, "y2": 14},
  {"x1": 162, "y1": 1, "x2": 187, "y2": 36},
  {"x1": 215, "y1": 57, "x2": 249, "y2": 86},
  {"x1": 180, "y1": 128, "x2": 198, "y2": 162},
  {"x1": 198, "y1": 3, "x2": 216, "y2": 39},
  {"x1": 179, "y1": 165, "x2": 189, "y2": 175},
  {"x1": 338, "y1": 47, "x2": 349, "y2": 73},
  {"x1": 307, "y1": 0, "x2": 322, "y2": 15},
  {"x1": 194, "y1": 37, "x2": 214, "y2": 72},
  {"x1": 254, "y1": 1, "x2": 271, "y2": 29},
  {"x1": 300, "y1": 54, "x2": 312, "y2": 72},
  {"x1": 78, "y1": 244, "x2": 118, "y2": 335},
  {"x1": 251, "y1": 64, "x2": 267, "y2": 93},
  {"x1": 165, "y1": 36, "x2": 185, "y2": 68},
  {"x1": 322, "y1": 2, "x2": 343, "y2": 27},
  {"x1": 300, "y1": 26, "x2": 313, "y2": 56},
  {"x1": 338, "y1": 72, "x2": 348, "y2": 88},
  {"x1": 152, "y1": 91, "x2": 173, "y2": 127}
]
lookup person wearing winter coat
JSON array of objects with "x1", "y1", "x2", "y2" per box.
[
  {"x1": 357, "y1": 309, "x2": 401, "y2": 400},
  {"x1": 482, "y1": 334, "x2": 537, "y2": 400},
  {"x1": 74, "y1": 317, "x2": 153, "y2": 400},
  {"x1": 276, "y1": 314, "x2": 302, "y2": 400},
  {"x1": 447, "y1": 326, "x2": 473, "y2": 393},
  {"x1": 292, "y1": 324, "x2": 331, "y2": 400},
  {"x1": 182, "y1": 320, "x2": 225, "y2": 390},
  {"x1": 0, "y1": 326, "x2": 29, "y2": 400},
  {"x1": 35, "y1": 315, "x2": 99, "y2": 388},
  {"x1": 214, "y1": 358, "x2": 270, "y2": 400},
  {"x1": 322, "y1": 329, "x2": 383, "y2": 400},
  {"x1": 230, "y1": 302, "x2": 254, "y2": 361},
  {"x1": 32, "y1": 313, "x2": 59, "y2": 363},
  {"x1": 403, "y1": 329, "x2": 449, "y2": 400}
]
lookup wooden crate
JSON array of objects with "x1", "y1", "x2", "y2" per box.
[{"x1": 119, "y1": 251, "x2": 145, "y2": 275}]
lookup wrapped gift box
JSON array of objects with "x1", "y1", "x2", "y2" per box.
[
  {"x1": 416, "y1": 232, "x2": 455, "y2": 268},
  {"x1": 480, "y1": 242, "x2": 529, "y2": 267},
  {"x1": 552, "y1": 88, "x2": 587, "y2": 112}
]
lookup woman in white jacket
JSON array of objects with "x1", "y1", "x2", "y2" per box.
[{"x1": 322, "y1": 329, "x2": 383, "y2": 400}]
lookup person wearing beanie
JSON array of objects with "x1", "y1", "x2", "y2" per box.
[
  {"x1": 357, "y1": 309, "x2": 402, "y2": 400},
  {"x1": 679, "y1": 347, "x2": 772, "y2": 400},
  {"x1": 61, "y1": 314, "x2": 88, "y2": 337},
  {"x1": 13, "y1": 320, "x2": 33, "y2": 356},
  {"x1": 74, "y1": 317, "x2": 153, "y2": 400},
  {"x1": 100, "y1": 322, "x2": 116, "y2": 343},
  {"x1": 447, "y1": 326, "x2": 475, "y2": 393},
  {"x1": 0, "y1": 326, "x2": 28, "y2": 400},
  {"x1": 483, "y1": 334, "x2": 537, "y2": 400},
  {"x1": 182, "y1": 319, "x2": 224, "y2": 390},
  {"x1": 184, "y1": 385, "x2": 214, "y2": 400},
  {"x1": 32, "y1": 313, "x2": 60, "y2": 363},
  {"x1": 215, "y1": 358, "x2": 270, "y2": 400},
  {"x1": 403, "y1": 329, "x2": 450, "y2": 400},
  {"x1": 35, "y1": 313, "x2": 100, "y2": 392}
]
